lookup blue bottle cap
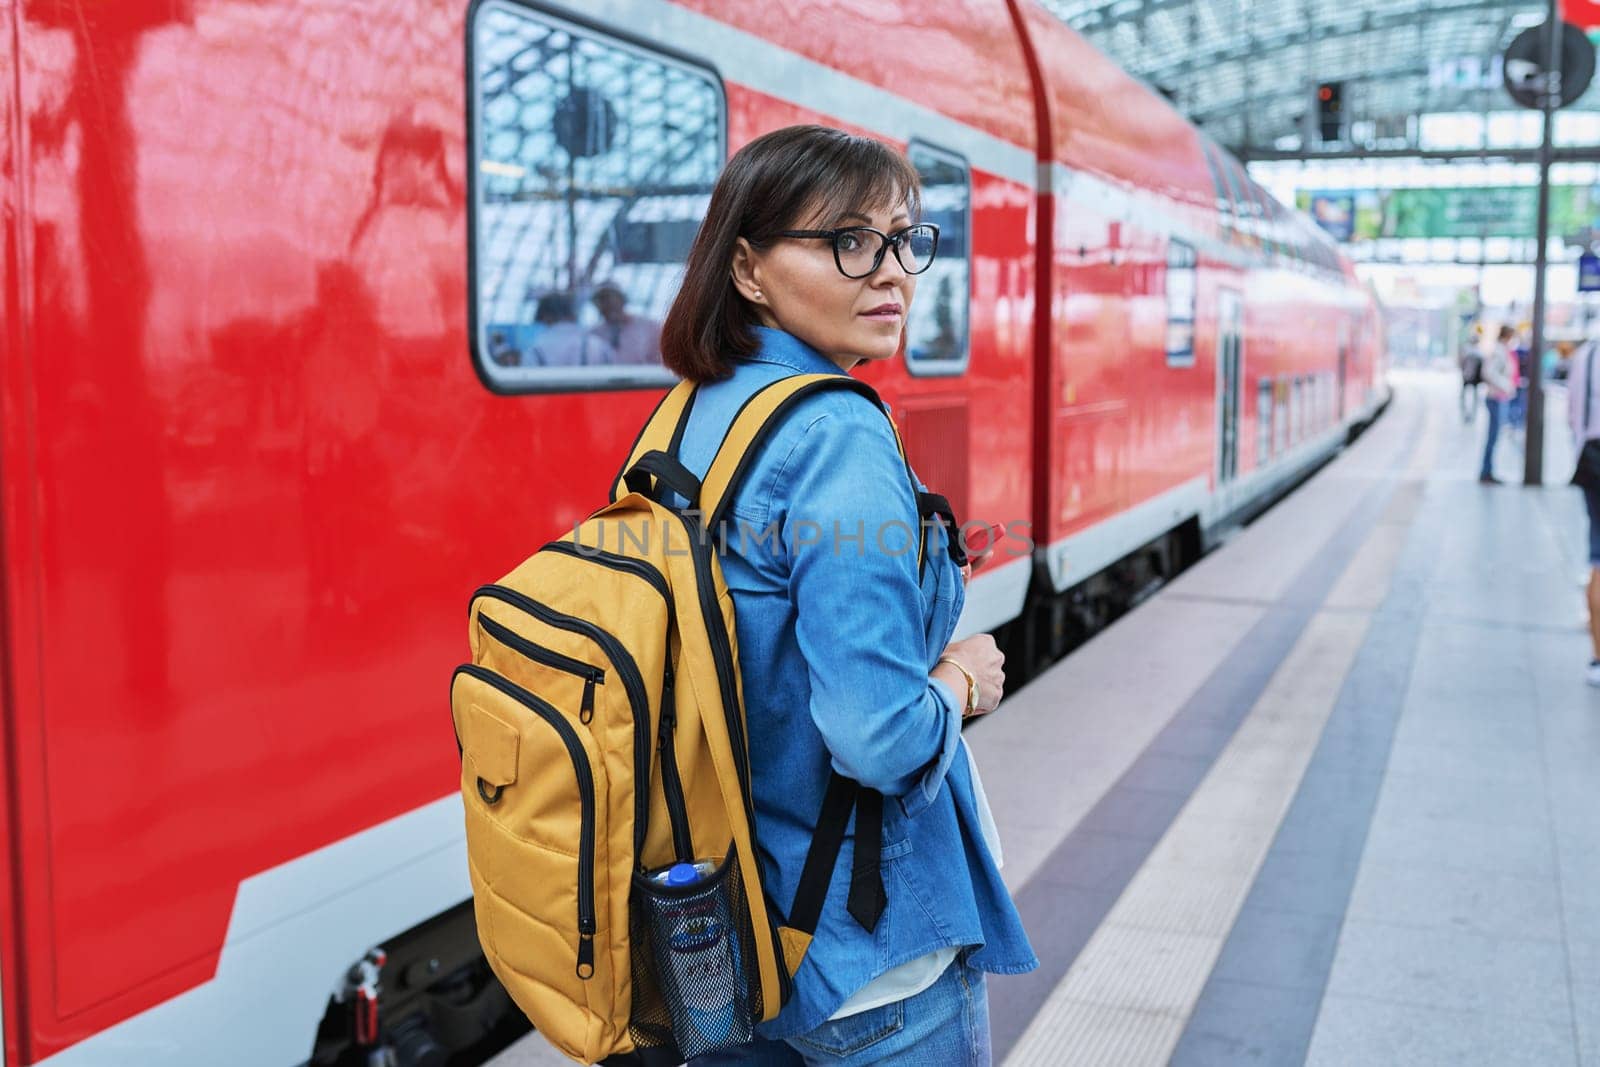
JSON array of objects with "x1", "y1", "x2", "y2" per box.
[{"x1": 665, "y1": 862, "x2": 701, "y2": 887}]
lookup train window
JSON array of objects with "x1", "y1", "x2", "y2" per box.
[
  {"x1": 469, "y1": 2, "x2": 725, "y2": 391},
  {"x1": 1220, "y1": 157, "x2": 1247, "y2": 246},
  {"x1": 1252, "y1": 186, "x2": 1277, "y2": 260},
  {"x1": 1165, "y1": 239, "x2": 1198, "y2": 367},
  {"x1": 1291, "y1": 376, "x2": 1302, "y2": 443},
  {"x1": 1202, "y1": 142, "x2": 1233, "y2": 236},
  {"x1": 1240, "y1": 171, "x2": 1264, "y2": 251},
  {"x1": 904, "y1": 142, "x2": 971, "y2": 376},
  {"x1": 1273, "y1": 378, "x2": 1289, "y2": 454},
  {"x1": 1258, "y1": 378, "x2": 1273, "y2": 463}
]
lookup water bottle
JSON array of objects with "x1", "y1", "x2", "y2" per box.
[{"x1": 644, "y1": 860, "x2": 750, "y2": 1052}]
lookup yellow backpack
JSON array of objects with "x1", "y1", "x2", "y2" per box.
[{"x1": 450, "y1": 373, "x2": 941, "y2": 1064}]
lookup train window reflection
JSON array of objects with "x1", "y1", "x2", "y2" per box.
[
  {"x1": 470, "y1": 2, "x2": 724, "y2": 391},
  {"x1": 1165, "y1": 239, "x2": 1197, "y2": 367},
  {"x1": 904, "y1": 142, "x2": 970, "y2": 376}
]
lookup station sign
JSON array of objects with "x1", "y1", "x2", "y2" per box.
[
  {"x1": 1580, "y1": 251, "x2": 1600, "y2": 292},
  {"x1": 1504, "y1": 21, "x2": 1597, "y2": 109},
  {"x1": 1297, "y1": 185, "x2": 1600, "y2": 242}
]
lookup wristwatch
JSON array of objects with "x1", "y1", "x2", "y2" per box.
[{"x1": 937, "y1": 656, "x2": 980, "y2": 719}]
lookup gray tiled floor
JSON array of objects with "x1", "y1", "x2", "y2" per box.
[
  {"x1": 1307, "y1": 994, "x2": 1581, "y2": 1067},
  {"x1": 1344, "y1": 860, "x2": 1568, "y2": 943},
  {"x1": 1303, "y1": 376, "x2": 1600, "y2": 1066},
  {"x1": 1359, "y1": 810, "x2": 1560, "y2": 881},
  {"x1": 1323, "y1": 919, "x2": 1575, "y2": 1024}
]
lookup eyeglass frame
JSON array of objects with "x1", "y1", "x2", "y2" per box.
[{"x1": 775, "y1": 223, "x2": 941, "y2": 279}]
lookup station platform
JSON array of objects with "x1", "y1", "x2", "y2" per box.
[{"x1": 491, "y1": 369, "x2": 1600, "y2": 1067}]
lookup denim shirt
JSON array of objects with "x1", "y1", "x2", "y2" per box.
[{"x1": 668, "y1": 328, "x2": 1037, "y2": 1040}]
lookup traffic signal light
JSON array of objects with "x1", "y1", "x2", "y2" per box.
[{"x1": 1317, "y1": 81, "x2": 1344, "y2": 143}]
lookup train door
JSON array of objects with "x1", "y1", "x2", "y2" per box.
[
  {"x1": 1216, "y1": 289, "x2": 1243, "y2": 485},
  {"x1": 1337, "y1": 316, "x2": 1350, "y2": 419}
]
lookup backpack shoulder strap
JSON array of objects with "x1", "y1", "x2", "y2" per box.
[
  {"x1": 696, "y1": 375, "x2": 929, "y2": 948},
  {"x1": 610, "y1": 380, "x2": 698, "y2": 504},
  {"x1": 698, "y1": 374, "x2": 918, "y2": 545}
]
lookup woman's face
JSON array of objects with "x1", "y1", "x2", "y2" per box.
[{"x1": 732, "y1": 200, "x2": 917, "y2": 372}]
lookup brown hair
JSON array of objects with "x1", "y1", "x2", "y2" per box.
[{"x1": 660, "y1": 125, "x2": 921, "y2": 382}]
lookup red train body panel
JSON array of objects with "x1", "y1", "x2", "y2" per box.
[{"x1": 0, "y1": 1, "x2": 1383, "y2": 1063}]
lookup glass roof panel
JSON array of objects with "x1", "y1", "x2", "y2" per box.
[{"x1": 1036, "y1": 0, "x2": 1592, "y2": 158}]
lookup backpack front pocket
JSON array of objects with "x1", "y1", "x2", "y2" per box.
[
  {"x1": 474, "y1": 585, "x2": 652, "y2": 859},
  {"x1": 478, "y1": 612, "x2": 606, "y2": 724},
  {"x1": 452, "y1": 665, "x2": 616, "y2": 1056}
]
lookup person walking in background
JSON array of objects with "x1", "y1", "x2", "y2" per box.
[
  {"x1": 1568, "y1": 334, "x2": 1600, "y2": 686},
  {"x1": 1508, "y1": 331, "x2": 1529, "y2": 437},
  {"x1": 1479, "y1": 324, "x2": 1516, "y2": 485}
]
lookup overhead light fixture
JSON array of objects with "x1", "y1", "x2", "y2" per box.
[
  {"x1": 480, "y1": 160, "x2": 527, "y2": 179},
  {"x1": 1510, "y1": 11, "x2": 1545, "y2": 27}
]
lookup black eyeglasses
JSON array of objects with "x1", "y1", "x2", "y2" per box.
[{"x1": 777, "y1": 224, "x2": 940, "y2": 279}]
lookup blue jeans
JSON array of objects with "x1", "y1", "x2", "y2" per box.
[
  {"x1": 690, "y1": 954, "x2": 991, "y2": 1066},
  {"x1": 1582, "y1": 485, "x2": 1600, "y2": 565},
  {"x1": 1481, "y1": 397, "x2": 1504, "y2": 478}
]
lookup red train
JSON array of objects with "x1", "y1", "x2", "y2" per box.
[{"x1": 0, "y1": 1, "x2": 1384, "y2": 1064}]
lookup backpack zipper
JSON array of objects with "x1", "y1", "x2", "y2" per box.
[
  {"x1": 543, "y1": 541, "x2": 695, "y2": 863},
  {"x1": 541, "y1": 540, "x2": 674, "y2": 612},
  {"x1": 474, "y1": 585, "x2": 651, "y2": 855},
  {"x1": 454, "y1": 664, "x2": 597, "y2": 978},
  {"x1": 479, "y1": 614, "x2": 605, "y2": 724},
  {"x1": 658, "y1": 663, "x2": 694, "y2": 863}
]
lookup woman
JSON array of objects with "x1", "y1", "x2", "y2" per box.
[
  {"x1": 657, "y1": 125, "x2": 1036, "y2": 1064},
  {"x1": 1479, "y1": 324, "x2": 1517, "y2": 485}
]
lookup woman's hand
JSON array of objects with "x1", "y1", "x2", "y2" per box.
[
  {"x1": 932, "y1": 634, "x2": 1005, "y2": 719},
  {"x1": 960, "y1": 545, "x2": 992, "y2": 583}
]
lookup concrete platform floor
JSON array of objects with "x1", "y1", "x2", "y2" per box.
[{"x1": 491, "y1": 369, "x2": 1600, "y2": 1066}]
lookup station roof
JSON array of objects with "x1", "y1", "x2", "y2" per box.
[{"x1": 1038, "y1": 0, "x2": 1596, "y2": 160}]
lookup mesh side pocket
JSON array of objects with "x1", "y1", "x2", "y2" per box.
[{"x1": 629, "y1": 846, "x2": 763, "y2": 1060}]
